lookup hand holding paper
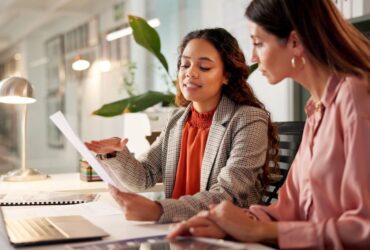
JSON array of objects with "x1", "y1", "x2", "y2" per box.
[
  {"x1": 49, "y1": 111, "x2": 130, "y2": 192},
  {"x1": 85, "y1": 138, "x2": 128, "y2": 155}
]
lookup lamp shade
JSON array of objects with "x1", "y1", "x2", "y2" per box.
[{"x1": 0, "y1": 77, "x2": 36, "y2": 104}]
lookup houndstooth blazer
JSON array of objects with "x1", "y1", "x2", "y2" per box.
[{"x1": 101, "y1": 95, "x2": 268, "y2": 223}]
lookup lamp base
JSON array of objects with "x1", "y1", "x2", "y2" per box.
[{"x1": 1, "y1": 168, "x2": 48, "y2": 182}]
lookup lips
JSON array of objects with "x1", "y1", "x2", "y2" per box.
[{"x1": 183, "y1": 81, "x2": 202, "y2": 89}]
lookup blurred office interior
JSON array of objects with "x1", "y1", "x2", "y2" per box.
[{"x1": 0, "y1": 0, "x2": 368, "y2": 175}]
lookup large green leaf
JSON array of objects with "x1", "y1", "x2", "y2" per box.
[
  {"x1": 128, "y1": 15, "x2": 169, "y2": 73},
  {"x1": 93, "y1": 91, "x2": 175, "y2": 117}
]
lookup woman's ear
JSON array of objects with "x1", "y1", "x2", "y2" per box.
[
  {"x1": 288, "y1": 31, "x2": 304, "y2": 55},
  {"x1": 223, "y1": 73, "x2": 229, "y2": 85}
]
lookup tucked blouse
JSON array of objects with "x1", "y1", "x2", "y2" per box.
[
  {"x1": 249, "y1": 75, "x2": 370, "y2": 249},
  {"x1": 172, "y1": 106, "x2": 215, "y2": 199}
]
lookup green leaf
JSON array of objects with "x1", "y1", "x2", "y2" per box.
[
  {"x1": 249, "y1": 63, "x2": 258, "y2": 74},
  {"x1": 93, "y1": 91, "x2": 175, "y2": 117},
  {"x1": 128, "y1": 15, "x2": 169, "y2": 73}
]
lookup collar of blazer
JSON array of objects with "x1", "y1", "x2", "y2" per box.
[{"x1": 177, "y1": 95, "x2": 236, "y2": 127}]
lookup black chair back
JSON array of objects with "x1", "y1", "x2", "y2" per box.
[{"x1": 262, "y1": 121, "x2": 305, "y2": 205}]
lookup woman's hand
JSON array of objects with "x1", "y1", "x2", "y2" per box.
[
  {"x1": 85, "y1": 138, "x2": 128, "y2": 154},
  {"x1": 108, "y1": 185, "x2": 163, "y2": 221},
  {"x1": 167, "y1": 211, "x2": 226, "y2": 240},
  {"x1": 207, "y1": 201, "x2": 278, "y2": 243},
  {"x1": 167, "y1": 201, "x2": 278, "y2": 244}
]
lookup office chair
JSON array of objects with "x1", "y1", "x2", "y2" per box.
[
  {"x1": 262, "y1": 121, "x2": 305, "y2": 205},
  {"x1": 146, "y1": 131, "x2": 161, "y2": 145}
]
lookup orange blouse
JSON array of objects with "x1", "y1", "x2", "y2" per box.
[{"x1": 171, "y1": 106, "x2": 215, "y2": 199}]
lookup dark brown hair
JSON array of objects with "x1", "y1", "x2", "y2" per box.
[
  {"x1": 245, "y1": 0, "x2": 370, "y2": 85},
  {"x1": 176, "y1": 28, "x2": 279, "y2": 182}
]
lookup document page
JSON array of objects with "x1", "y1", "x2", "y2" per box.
[{"x1": 50, "y1": 111, "x2": 130, "y2": 192}]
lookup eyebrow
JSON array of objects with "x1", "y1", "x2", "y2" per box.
[{"x1": 181, "y1": 55, "x2": 215, "y2": 63}]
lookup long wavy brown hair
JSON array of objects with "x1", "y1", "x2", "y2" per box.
[
  {"x1": 175, "y1": 28, "x2": 279, "y2": 183},
  {"x1": 246, "y1": 0, "x2": 370, "y2": 87}
]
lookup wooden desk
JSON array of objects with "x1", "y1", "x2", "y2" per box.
[{"x1": 0, "y1": 173, "x2": 274, "y2": 250}]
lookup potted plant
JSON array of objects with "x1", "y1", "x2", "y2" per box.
[{"x1": 93, "y1": 15, "x2": 176, "y2": 117}]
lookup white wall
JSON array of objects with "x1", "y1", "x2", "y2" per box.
[{"x1": 18, "y1": 1, "x2": 132, "y2": 173}]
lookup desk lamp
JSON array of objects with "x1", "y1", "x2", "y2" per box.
[{"x1": 0, "y1": 77, "x2": 48, "y2": 181}]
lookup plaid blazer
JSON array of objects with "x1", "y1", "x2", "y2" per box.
[{"x1": 102, "y1": 95, "x2": 268, "y2": 223}]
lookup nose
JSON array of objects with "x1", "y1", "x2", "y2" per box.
[
  {"x1": 186, "y1": 65, "x2": 199, "y2": 79},
  {"x1": 250, "y1": 47, "x2": 259, "y2": 63}
]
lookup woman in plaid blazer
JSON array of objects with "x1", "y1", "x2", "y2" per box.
[{"x1": 86, "y1": 28, "x2": 278, "y2": 223}]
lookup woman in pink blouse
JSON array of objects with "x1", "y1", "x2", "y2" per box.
[{"x1": 168, "y1": 0, "x2": 370, "y2": 249}]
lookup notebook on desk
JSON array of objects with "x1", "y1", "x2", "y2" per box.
[
  {"x1": 0, "y1": 207, "x2": 109, "y2": 247},
  {"x1": 0, "y1": 192, "x2": 98, "y2": 206}
]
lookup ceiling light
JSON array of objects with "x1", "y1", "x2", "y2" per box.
[
  {"x1": 72, "y1": 55, "x2": 90, "y2": 71},
  {"x1": 99, "y1": 60, "x2": 112, "y2": 72},
  {"x1": 106, "y1": 18, "x2": 160, "y2": 42}
]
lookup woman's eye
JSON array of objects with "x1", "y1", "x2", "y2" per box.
[
  {"x1": 253, "y1": 42, "x2": 262, "y2": 47},
  {"x1": 200, "y1": 67, "x2": 211, "y2": 71},
  {"x1": 180, "y1": 64, "x2": 190, "y2": 69}
]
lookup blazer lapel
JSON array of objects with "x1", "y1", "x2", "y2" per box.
[
  {"x1": 200, "y1": 96, "x2": 235, "y2": 190},
  {"x1": 165, "y1": 106, "x2": 191, "y2": 197}
]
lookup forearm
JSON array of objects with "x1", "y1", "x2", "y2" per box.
[
  {"x1": 157, "y1": 190, "x2": 234, "y2": 223},
  {"x1": 101, "y1": 147, "x2": 156, "y2": 191}
]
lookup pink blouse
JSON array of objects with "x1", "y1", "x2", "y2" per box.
[{"x1": 249, "y1": 75, "x2": 370, "y2": 249}]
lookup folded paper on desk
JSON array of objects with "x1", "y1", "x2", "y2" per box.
[
  {"x1": 50, "y1": 111, "x2": 131, "y2": 192},
  {"x1": 0, "y1": 192, "x2": 98, "y2": 206}
]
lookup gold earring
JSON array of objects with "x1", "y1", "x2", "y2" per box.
[
  {"x1": 291, "y1": 57, "x2": 296, "y2": 69},
  {"x1": 291, "y1": 56, "x2": 306, "y2": 69},
  {"x1": 301, "y1": 56, "x2": 306, "y2": 66}
]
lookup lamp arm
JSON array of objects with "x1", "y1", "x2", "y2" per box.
[{"x1": 21, "y1": 104, "x2": 28, "y2": 172}]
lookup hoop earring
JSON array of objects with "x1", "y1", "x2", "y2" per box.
[
  {"x1": 291, "y1": 57, "x2": 296, "y2": 69},
  {"x1": 301, "y1": 56, "x2": 306, "y2": 66},
  {"x1": 291, "y1": 56, "x2": 306, "y2": 69}
]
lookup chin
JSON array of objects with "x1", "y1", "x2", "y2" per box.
[
  {"x1": 268, "y1": 80, "x2": 280, "y2": 85},
  {"x1": 181, "y1": 93, "x2": 195, "y2": 102},
  {"x1": 265, "y1": 76, "x2": 283, "y2": 85}
]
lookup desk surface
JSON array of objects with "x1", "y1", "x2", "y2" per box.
[
  {"x1": 0, "y1": 173, "x2": 274, "y2": 250},
  {"x1": 0, "y1": 173, "x2": 108, "y2": 193},
  {"x1": 0, "y1": 172, "x2": 163, "y2": 193},
  {"x1": 1, "y1": 193, "x2": 171, "y2": 250}
]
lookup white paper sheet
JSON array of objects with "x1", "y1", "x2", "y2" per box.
[{"x1": 50, "y1": 111, "x2": 130, "y2": 192}]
